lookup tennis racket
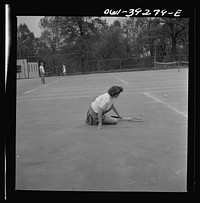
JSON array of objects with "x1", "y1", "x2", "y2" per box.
[{"x1": 111, "y1": 115, "x2": 144, "y2": 122}]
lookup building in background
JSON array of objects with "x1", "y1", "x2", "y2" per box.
[{"x1": 17, "y1": 59, "x2": 39, "y2": 79}]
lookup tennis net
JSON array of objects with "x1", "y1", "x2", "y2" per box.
[{"x1": 154, "y1": 61, "x2": 188, "y2": 69}]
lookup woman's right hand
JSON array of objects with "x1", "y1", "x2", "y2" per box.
[{"x1": 97, "y1": 124, "x2": 102, "y2": 130}]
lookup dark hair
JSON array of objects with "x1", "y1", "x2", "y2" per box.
[{"x1": 107, "y1": 86, "x2": 123, "y2": 97}]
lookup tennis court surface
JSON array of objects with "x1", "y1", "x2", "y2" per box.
[{"x1": 16, "y1": 68, "x2": 188, "y2": 191}]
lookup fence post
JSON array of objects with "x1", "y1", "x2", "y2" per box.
[
  {"x1": 69, "y1": 54, "x2": 71, "y2": 73},
  {"x1": 98, "y1": 60, "x2": 100, "y2": 71},
  {"x1": 154, "y1": 45, "x2": 156, "y2": 69},
  {"x1": 143, "y1": 56, "x2": 144, "y2": 69}
]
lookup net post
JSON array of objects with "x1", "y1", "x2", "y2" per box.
[{"x1": 178, "y1": 58, "x2": 180, "y2": 72}]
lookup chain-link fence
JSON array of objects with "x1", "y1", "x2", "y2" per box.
[
  {"x1": 155, "y1": 54, "x2": 189, "y2": 63},
  {"x1": 19, "y1": 53, "x2": 84, "y2": 76},
  {"x1": 86, "y1": 56, "x2": 155, "y2": 72},
  {"x1": 17, "y1": 53, "x2": 188, "y2": 77}
]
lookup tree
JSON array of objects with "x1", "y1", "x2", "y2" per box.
[
  {"x1": 17, "y1": 23, "x2": 36, "y2": 58},
  {"x1": 121, "y1": 17, "x2": 150, "y2": 57},
  {"x1": 18, "y1": 17, "x2": 188, "y2": 74},
  {"x1": 59, "y1": 16, "x2": 107, "y2": 73},
  {"x1": 161, "y1": 18, "x2": 189, "y2": 58},
  {"x1": 133, "y1": 17, "x2": 189, "y2": 62},
  {"x1": 92, "y1": 19, "x2": 126, "y2": 60},
  {"x1": 34, "y1": 38, "x2": 52, "y2": 55},
  {"x1": 38, "y1": 16, "x2": 107, "y2": 73},
  {"x1": 39, "y1": 16, "x2": 64, "y2": 53}
]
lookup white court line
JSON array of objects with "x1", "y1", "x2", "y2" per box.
[
  {"x1": 125, "y1": 85, "x2": 187, "y2": 93},
  {"x1": 31, "y1": 82, "x2": 187, "y2": 94},
  {"x1": 109, "y1": 73, "x2": 129, "y2": 85},
  {"x1": 17, "y1": 94, "x2": 94, "y2": 102},
  {"x1": 28, "y1": 85, "x2": 110, "y2": 94},
  {"x1": 146, "y1": 88, "x2": 187, "y2": 94},
  {"x1": 123, "y1": 88, "x2": 187, "y2": 96},
  {"x1": 130, "y1": 80, "x2": 187, "y2": 86},
  {"x1": 17, "y1": 91, "x2": 141, "y2": 102},
  {"x1": 18, "y1": 90, "x2": 105, "y2": 99},
  {"x1": 48, "y1": 79, "x2": 187, "y2": 90},
  {"x1": 17, "y1": 93, "x2": 154, "y2": 103},
  {"x1": 17, "y1": 88, "x2": 187, "y2": 104},
  {"x1": 24, "y1": 78, "x2": 64, "y2": 94},
  {"x1": 109, "y1": 72, "x2": 187, "y2": 87},
  {"x1": 18, "y1": 86, "x2": 187, "y2": 100},
  {"x1": 143, "y1": 92, "x2": 187, "y2": 118}
]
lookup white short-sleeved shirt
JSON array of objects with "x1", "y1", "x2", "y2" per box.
[
  {"x1": 39, "y1": 65, "x2": 45, "y2": 74},
  {"x1": 63, "y1": 65, "x2": 66, "y2": 73},
  {"x1": 91, "y1": 93, "x2": 113, "y2": 113}
]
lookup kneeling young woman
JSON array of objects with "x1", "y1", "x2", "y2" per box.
[{"x1": 86, "y1": 86, "x2": 123, "y2": 130}]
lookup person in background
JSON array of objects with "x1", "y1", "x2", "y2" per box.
[
  {"x1": 39, "y1": 62, "x2": 45, "y2": 84},
  {"x1": 63, "y1": 64, "x2": 66, "y2": 76}
]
